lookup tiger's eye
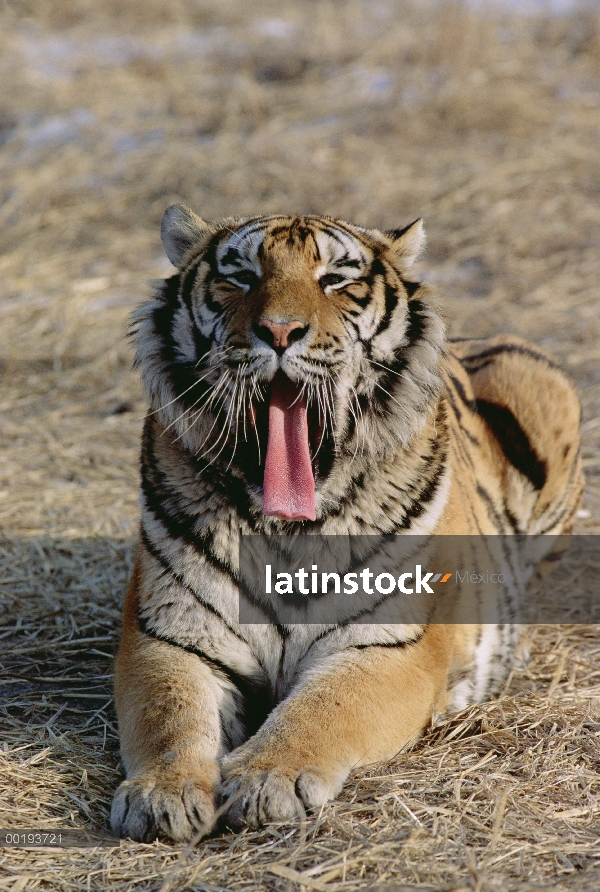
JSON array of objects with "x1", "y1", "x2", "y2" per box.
[
  {"x1": 320, "y1": 273, "x2": 347, "y2": 289},
  {"x1": 229, "y1": 270, "x2": 259, "y2": 287}
]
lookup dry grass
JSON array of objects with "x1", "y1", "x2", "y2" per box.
[{"x1": 1, "y1": 0, "x2": 600, "y2": 889}]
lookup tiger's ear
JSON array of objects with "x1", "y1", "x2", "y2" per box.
[
  {"x1": 160, "y1": 204, "x2": 210, "y2": 268},
  {"x1": 385, "y1": 218, "x2": 425, "y2": 269}
]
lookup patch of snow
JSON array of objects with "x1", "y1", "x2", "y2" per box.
[{"x1": 253, "y1": 18, "x2": 298, "y2": 39}]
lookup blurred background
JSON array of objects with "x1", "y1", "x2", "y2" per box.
[{"x1": 1, "y1": 2, "x2": 600, "y2": 887}]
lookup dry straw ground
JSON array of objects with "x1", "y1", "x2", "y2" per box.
[{"x1": 1, "y1": 0, "x2": 600, "y2": 889}]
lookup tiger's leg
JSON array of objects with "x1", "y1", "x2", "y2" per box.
[
  {"x1": 110, "y1": 558, "x2": 241, "y2": 842},
  {"x1": 219, "y1": 626, "x2": 454, "y2": 829}
]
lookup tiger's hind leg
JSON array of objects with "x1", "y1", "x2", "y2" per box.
[{"x1": 451, "y1": 335, "x2": 584, "y2": 536}]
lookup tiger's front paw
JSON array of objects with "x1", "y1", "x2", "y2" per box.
[
  {"x1": 111, "y1": 771, "x2": 216, "y2": 843},
  {"x1": 219, "y1": 763, "x2": 344, "y2": 830}
]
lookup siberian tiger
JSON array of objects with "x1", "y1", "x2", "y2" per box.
[{"x1": 110, "y1": 206, "x2": 583, "y2": 842}]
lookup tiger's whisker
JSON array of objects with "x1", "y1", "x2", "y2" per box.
[
  {"x1": 170, "y1": 373, "x2": 229, "y2": 435},
  {"x1": 161, "y1": 370, "x2": 225, "y2": 432},
  {"x1": 225, "y1": 368, "x2": 244, "y2": 471},
  {"x1": 200, "y1": 372, "x2": 240, "y2": 465},
  {"x1": 368, "y1": 358, "x2": 409, "y2": 381},
  {"x1": 249, "y1": 372, "x2": 262, "y2": 465},
  {"x1": 175, "y1": 374, "x2": 231, "y2": 446},
  {"x1": 153, "y1": 346, "x2": 231, "y2": 422},
  {"x1": 350, "y1": 384, "x2": 366, "y2": 459},
  {"x1": 240, "y1": 364, "x2": 249, "y2": 443},
  {"x1": 324, "y1": 377, "x2": 338, "y2": 449},
  {"x1": 312, "y1": 380, "x2": 328, "y2": 460},
  {"x1": 360, "y1": 371, "x2": 410, "y2": 419}
]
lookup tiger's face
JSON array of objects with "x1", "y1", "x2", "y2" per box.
[{"x1": 135, "y1": 207, "x2": 445, "y2": 522}]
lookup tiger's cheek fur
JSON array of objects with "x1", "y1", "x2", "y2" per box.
[{"x1": 112, "y1": 210, "x2": 584, "y2": 842}]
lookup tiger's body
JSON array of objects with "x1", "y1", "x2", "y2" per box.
[{"x1": 111, "y1": 208, "x2": 583, "y2": 842}]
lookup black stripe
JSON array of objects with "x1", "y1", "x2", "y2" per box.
[
  {"x1": 289, "y1": 221, "x2": 313, "y2": 245},
  {"x1": 141, "y1": 423, "x2": 288, "y2": 629},
  {"x1": 473, "y1": 490, "x2": 525, "y2": 581},
  {"x1": 444, "y1": 382, "x2": 479, "y2": 448},
  {"x1": 476, "y1": 483, "x2": 509, "y2": 531},
  {"x1": 532, "y1": 457, "x2": 582, "y2": 534},
  {"x1": 141, "y1": 421, "x2": 239, "y2": 584},
  {"x1": 447, "y1": 373, "x2": 477, "y2": 413},
  {"x1": 536, "y1": 491, "x2": 582, "y2": 535},
  {"x1": 503, "y1": 505, "x2": 522, "y2": 534},
  {"x1": 403, "y1": 281, "x2": 421, "y2": 298},
  {"x1": 368, "y1": 298, "x2": 428, "y2": 413},
  {"x1": 335, "y1": 257, "x2": 362, "y2": 270},
  {"x1": 190, "y1": 457, "x2": 256, "y2": 528},
  {"x1": 460, "y1": 343, "x2": 562, "y2": 373},
  {"x1": 314, "y1": 225, "x2": 350, "y2": 250},
  {"x1": 264, "y1": 224, "x2": 292, "y2": 240},
  {"x1": 134, "y1": 270, "x2": 211, "y2": 412},
  {"x1": 476, "y1": 400, "x2": 547, "y2": 491},
  {"x1": 301, "y1": 626, "x2": 424, "y2": 666},
  {"x1": 397, "y1": 445, "x2": 447, "y2": 531},
  {"x1": 402, "y1": 297, "x2": 427, "y2": 349},
  {"x1": 140, "y1": 278, "x2": 213, "y2": 407},
  {"x1": 220, "y1": 247, "x2": 243, "y2": 267},
  {"x1": 350, "y1": 638, "x2": 421, "y2": 650},
  {"x1": 346, "y1": 292, "x2": 373, "y2": 309},
  {"x1": 227, "y1": 219, "x2": 271, "y2": 243},
  {"x1": 163, "y1": 264, "x2": 214, "y2": 366},
  {"x1": 450, "y1": 459, "x2": 486, "y2": 535},
  {"x1": 139, "y1": 525, "x2": 265, "y2": 646},
  {"x1": 336, "y1": 402, "x2": 447, "y2": 530},
  {"x1": 374, "y1": 279, "x2": 399, "y2": 337},
  {"x1": 179, "y1": 265, "x2": 197, "y2": 310},
  {"x1": 200, "y1": 250, "x2": 226, "y2": 315},
  {"x1": 461, "y1": 357, "x2": 495, "y2": 373}
]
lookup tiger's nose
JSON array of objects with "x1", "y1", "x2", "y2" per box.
[{"x1": 255, "y1": 319, "x2": 308, "y2": 353}]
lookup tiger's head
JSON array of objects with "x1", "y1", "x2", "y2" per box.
[{"x1": 134, "y1": 206, "x2": 445, "y2": 523}]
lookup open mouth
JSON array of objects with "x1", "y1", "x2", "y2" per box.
[{"x1": 248, "y1": 372, "x2": 333, "y2": 521}]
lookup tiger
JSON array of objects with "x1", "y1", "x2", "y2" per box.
[{"x1": 110, "y1": 206, "x2": 583, "y2": 842}]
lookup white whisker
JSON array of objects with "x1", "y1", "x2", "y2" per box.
[
  {"x1": 174, "y1": 373, "x2": 231, "y2": 445},
  {"x1": 199, "y1": 370, "x2": 240, "y2": 466},
  {"x1": 312, "y1": 380, "x2": 328, "y2": 460},
  {"x1": 162, "y1": 368, "x2": 224, "y2": 433},
  {"x1": 249, "y1": 371, "x2": 263, "y2": 465},
  {"x1": 225, "y1": 367, "x2": 245, "y2": 471},
  {"x1": 368, "y1": 358, "x2": 408, "y2": 381},
  {"x1": 324, "y1": 377, "x2": 338, "y2": 449},
  {"x1": 360, "y1": 371, "x2": 410, "y2": 419},
  {"x1": 153, "y1": 346, "x2": 231, "y2": 423},
  {"x1": 346, "y1": 387, "x2": 361, "y2": 463}
]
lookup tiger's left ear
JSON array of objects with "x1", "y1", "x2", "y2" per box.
[{"x1": 385, "y1": 219, "x2": 426, "y2": 269}]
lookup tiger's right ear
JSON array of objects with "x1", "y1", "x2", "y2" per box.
[
  {"x1": 385, "y1": 218, "x2": 426, "y2": 269},
  {"x1": 160, "y1": 204, "x2": 210, "y2": 268}
]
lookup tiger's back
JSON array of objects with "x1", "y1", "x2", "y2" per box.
[{"x1": 110, "y1": 208, "x2": 583, "y2": 842}]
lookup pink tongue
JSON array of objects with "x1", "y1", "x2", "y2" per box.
[{"x1": 263, "y1": 373, "x2": 316, "y2": 521}]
